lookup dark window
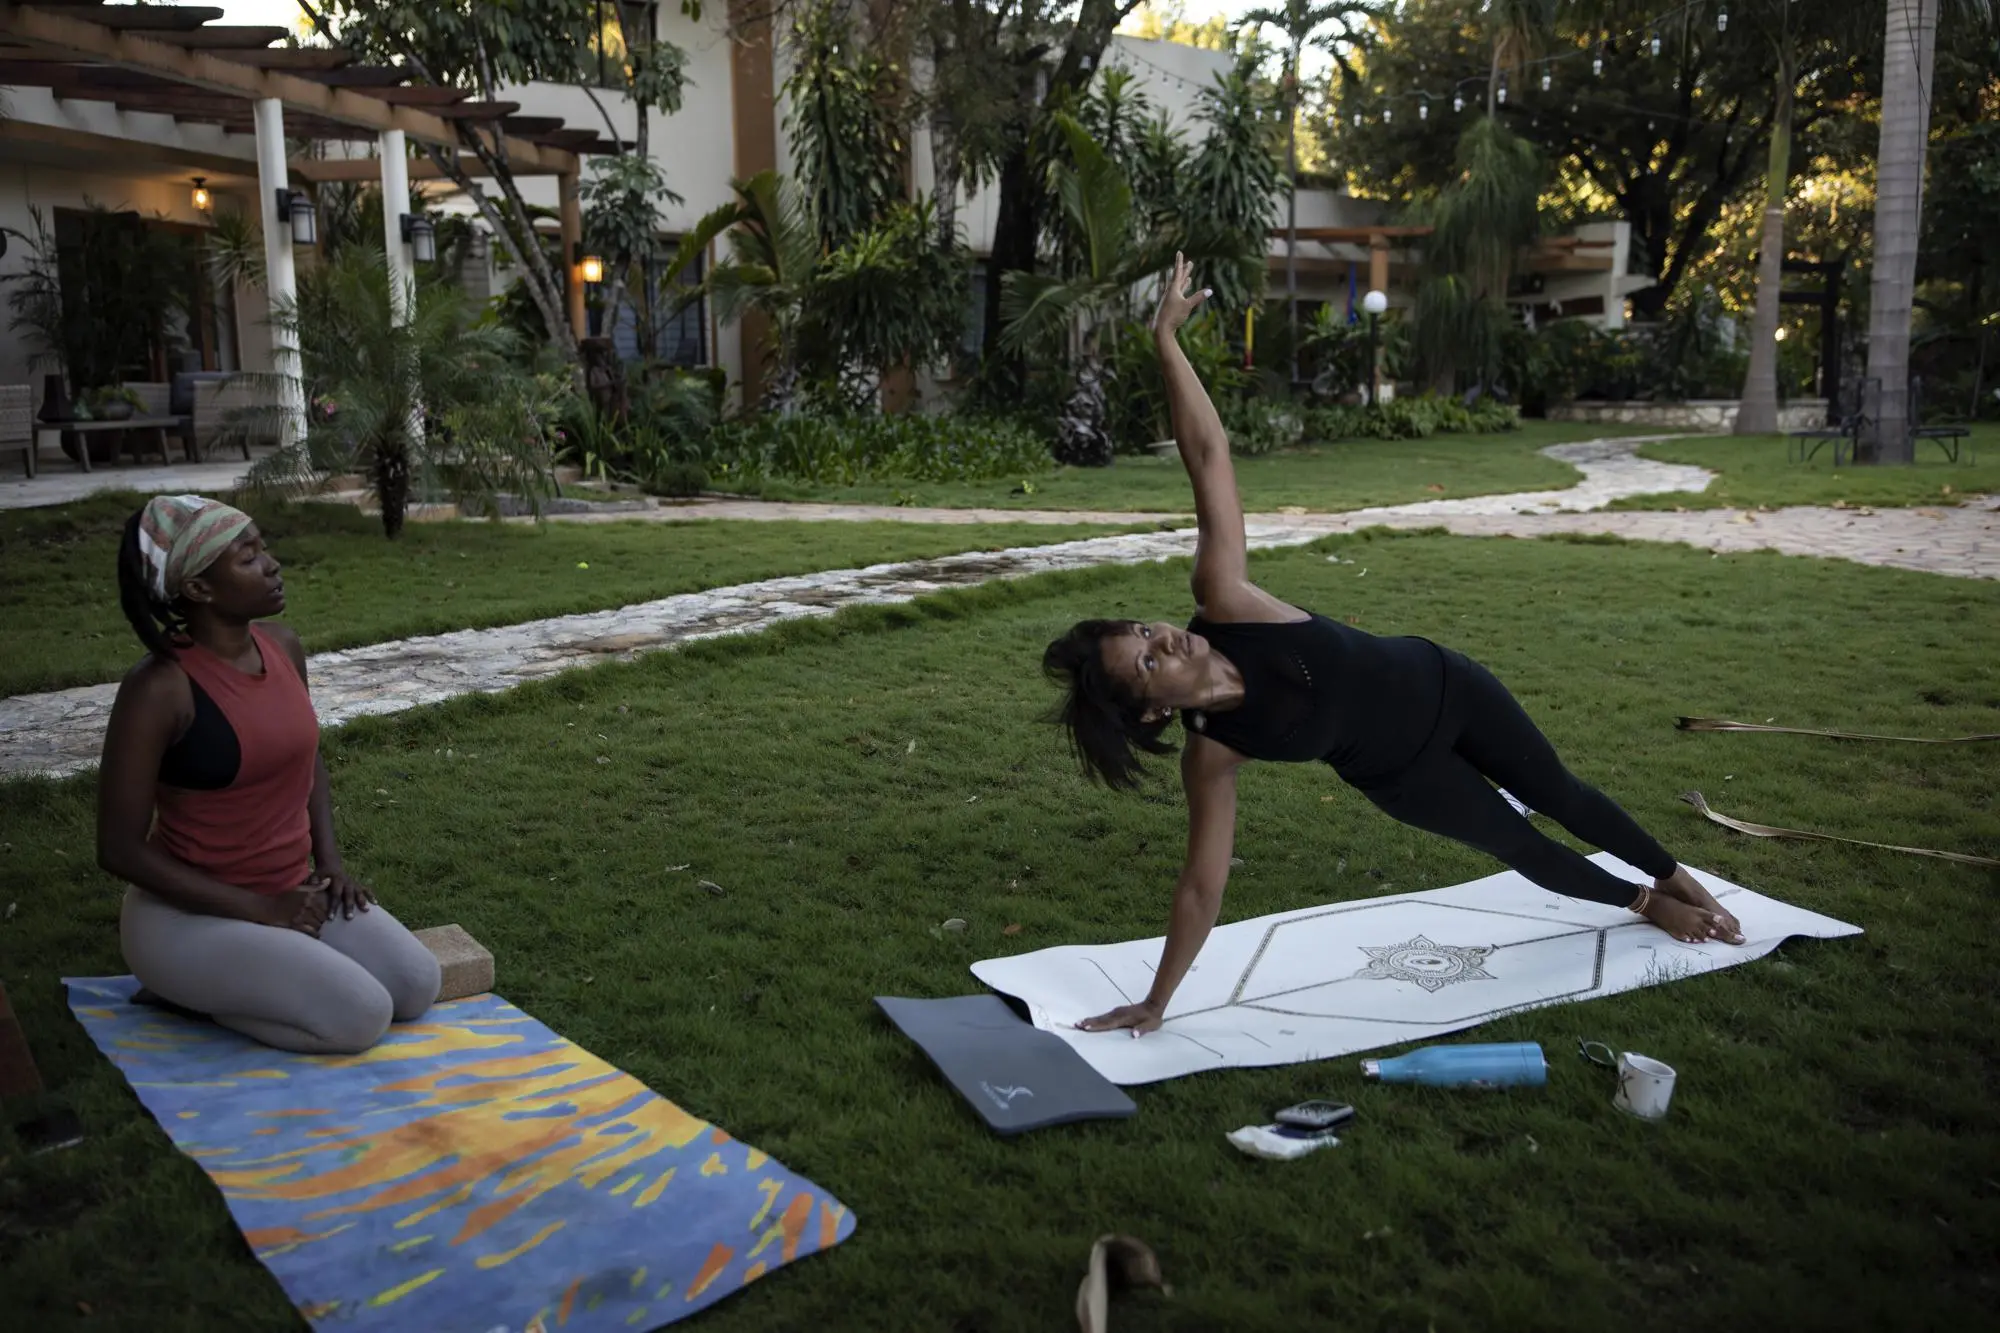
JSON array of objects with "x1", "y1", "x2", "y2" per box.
[{"x1": 608, "y1": 242, "x2": 707, "y2": 367}]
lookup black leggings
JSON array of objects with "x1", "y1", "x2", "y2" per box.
[{"x1": 1353, "y1": 652, "x2": 1677, "y2": 907}]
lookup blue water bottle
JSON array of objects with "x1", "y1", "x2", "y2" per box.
[{"x1": 1360, "y1": 1041, "x2": 1547, "y2": 1089}]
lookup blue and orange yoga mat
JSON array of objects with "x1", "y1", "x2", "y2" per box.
[{"x1": 65, "y1": 976, "x2": 855, "y2": 1331}]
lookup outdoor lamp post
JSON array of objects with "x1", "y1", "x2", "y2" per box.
[
  {"x1": 1362, "y1": 289, "x2": 1388, "y2": 405},
  {"x1": 573, "y1": 245, "x2": 605, "y2": 335},
  {"x1": 401, "y1": 213, "x2": 437, "y2": 264},
  {"x1": 274, "y1": 187, "x2": 317, "y2": 246}
]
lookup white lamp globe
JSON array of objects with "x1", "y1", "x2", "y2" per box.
[{"x1": 1362, "y1": 290, "x2": 1389, "y2": 315}]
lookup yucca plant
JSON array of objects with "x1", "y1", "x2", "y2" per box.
[{"x1": 241, "y1": 248, "x2": 569, "y2": 538}]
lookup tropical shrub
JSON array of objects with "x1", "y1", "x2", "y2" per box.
[{"x1": 696, "y1": 413, "x2": 1051, "y2": 488}]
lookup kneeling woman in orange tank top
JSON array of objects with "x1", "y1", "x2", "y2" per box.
[{"x1": 95, "y1": 494, "x2": 440, "y2": 1053}]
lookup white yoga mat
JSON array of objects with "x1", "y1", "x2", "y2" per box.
[{"x1": 970, "y1": 854, "x2": 1860, "y2": 1086}]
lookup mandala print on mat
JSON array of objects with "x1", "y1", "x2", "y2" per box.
[{"x1": 1354, "y1": 935, "x2": 1496, "y2": 992}]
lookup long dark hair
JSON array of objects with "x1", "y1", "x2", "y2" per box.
[
  {"x1": 117, "y1": 510, "x2": 185, "y2": 659},
  {"x1": 1042, "y1": 619, "x2": 1176, "y2": 791}
]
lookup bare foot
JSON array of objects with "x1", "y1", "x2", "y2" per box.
[{"x1": 1655, "y1": 866, "x2": 1744, "y2": 944}]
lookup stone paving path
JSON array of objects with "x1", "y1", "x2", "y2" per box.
[
  {"x1": 0, "y1": 454, "x2": 273, "y2": 511},
  {"x1": 4, "y1": 436, "x2": 1994, "y2": 780}
]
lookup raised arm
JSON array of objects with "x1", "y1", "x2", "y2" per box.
[{"x1": 1152, "y1": 254, "x2": 1249, "y2": 612}]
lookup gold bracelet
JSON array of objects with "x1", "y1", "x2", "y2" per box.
[{"x1": 1629, "y1": 886, "x2": 1651, "y2": 915}]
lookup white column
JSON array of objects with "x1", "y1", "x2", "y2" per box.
[
  {"x1": 252, "y1": 97, "x2": 306, "y2": 444},
  {"x1": 377, "y1": 129, "x2": 424, "y2": 446},
  {"x1": 378, "y1": 129, "x2": 415, "y2": 328}
]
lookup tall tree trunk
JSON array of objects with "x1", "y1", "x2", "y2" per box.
[
  {"x1": 981, "y1": 0, "x2": 1134, "y2": 382},
  {"x1": 1862, "y1": 0, "x2": 1938, "y2": 464},
  {"x1": 1284, "y1": 45, "x2": 1300, "y2": 388},
  {"x1": 1735, "y1": 44, "x2": 1793, "y2": 436}
]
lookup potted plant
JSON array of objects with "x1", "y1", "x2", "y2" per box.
[
  {"x1": 3, "y1": 203, "x2": 196, "y2": 460},
  {"x1": 82, "y1": 385, "x2": 143, "y2": 422}
]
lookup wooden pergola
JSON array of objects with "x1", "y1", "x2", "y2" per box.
[
  {"x1": 1270, "y1": 224, "x2": 1624, "y2": 288},
  {"x1": 0, "y1": 0, "x2": 624, "y2": 415}
]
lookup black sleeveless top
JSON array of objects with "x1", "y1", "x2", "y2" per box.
[{"x1": 1182, "y1": 613, "x2": 1451, "y2": 782}]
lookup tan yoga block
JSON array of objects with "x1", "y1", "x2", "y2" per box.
[{"x1": 415, "y1": 924, "x2": 495, "y2": 1001}]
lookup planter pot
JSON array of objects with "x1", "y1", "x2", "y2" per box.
[{"x1": 97, "y1": 400, "x2": 135, "y2": 422}]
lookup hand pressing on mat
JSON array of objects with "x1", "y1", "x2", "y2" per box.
[
  {"x1": 1077, "y1": 1001, "x2": 1164, "y2": 1037},
  {"x1": 309, "y1": 867, "x2": 377, "y2": 920},
  {"x1": 261, "y1": 884, "x2": 332, "y2": 937},
  {"x1": 1654, "y1": 867, "x2": 1744, "y2": 944}
]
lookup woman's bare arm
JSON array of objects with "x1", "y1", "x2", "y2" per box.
[{"x1": 1152, "y1": 254, "x2": 1301, "y2": 625}]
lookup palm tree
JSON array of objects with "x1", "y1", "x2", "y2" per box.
[
  {"x1": 1734, "y1": 3, "x2": 1799, "y2": 436},
  {"x1": 243, "y1": 249, "x2": 566, "y2": 538},
  {"x1": 999, "y1": 114, "x2": 1185, "y2": 466},
  {"x1": 1241, "y1": 2, "x2": 1378, "y2": 385},
  {"x1": 1484, "y1": 0, "x2": 1556, "y2": 117},
  {"x1": 664, "y1": 171, "x2": 821, "y2": 415},
  {"x1": 1862, "y1": 0, "x2": 1992, "y2": 461}
]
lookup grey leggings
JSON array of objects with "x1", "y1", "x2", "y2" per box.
[{"x1": 120, "y1": 887, "x2": 441, "y2": 1054}]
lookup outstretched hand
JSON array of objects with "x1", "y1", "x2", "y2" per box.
[
  {"x1": 1076, "y1": 1001, "x2": 1164, "y2": 1037},
  {"x1": 1150, "y1": 252, "x2": 1210, "y2": 339}
]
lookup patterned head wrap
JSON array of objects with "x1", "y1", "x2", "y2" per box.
[{"x1": 136, "y1": 494, "x2": 254, "y2": 603}]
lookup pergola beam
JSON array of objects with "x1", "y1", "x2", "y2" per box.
[
  {"x1": 210, "y1": 48, "x2": 354, "y2": 71},
  {"x1": 0, "y1": 3, "x2": 575, "y2": 175},
  {"x1": 150, "y1": 28, "x2": 294, "y2": 51},
  {"x1": 1270, "y1": 225, "x2": 1436, "y2": 242}
]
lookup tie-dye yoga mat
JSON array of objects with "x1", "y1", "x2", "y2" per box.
[{"x1": 65, "y1": 976, "x2": 855, "y2": 1332}]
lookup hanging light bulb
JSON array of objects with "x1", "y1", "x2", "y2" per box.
[
  {"x1": 1383, "y1": 105, "x2": 1393, "y2": 124},
  {"x1": 1418, "y1": 98, "x2": 1429, "y2": 121},
  {"x1": 1497, "y1": 75, "x2": 1507, "y2": 105},
  {"x1": 1353, "y1": 111, "x2": 1362, "y2": 127},
  {"x1": 1650, "y1": 31, "x2": 1662, "y2": 57},
  {"x1": 1541, "y1": 68, "x2": 1551, "y2": 92},
  {"x1": 1592, "y1": 46, "x2": 1604, "y2": 76},
  {"x1": 1453, "y1": 91, "x2": 1464, "y2": 113},
  {"x1": 1718, "y1": 7, "x2": 1729, "y2": 33}
]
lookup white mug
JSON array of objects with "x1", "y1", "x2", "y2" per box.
[{"x1": 1611, "y1": 1052, "x2": 1677, "y2": 1121}]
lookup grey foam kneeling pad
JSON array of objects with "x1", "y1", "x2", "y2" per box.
[{"x1": 875, "y1": 994, "x2": 1136, "y2": 1136}]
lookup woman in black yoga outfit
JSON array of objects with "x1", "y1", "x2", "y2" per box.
[{"x1": 1044, "y1": 256, "x2": 1744, "y2": 1037}]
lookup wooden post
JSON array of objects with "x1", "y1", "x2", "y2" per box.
[
  {"x1": 0, "y1": 981, "x2": 45, "y2": 1099},
  {"x1": 558, "y1": 169, "x2": 587, "y2": 343},
  {"x1": 1368, "y1": 232, "x2": 1391, "y2": 297}
]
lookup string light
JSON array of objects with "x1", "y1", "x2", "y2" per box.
[
  {"x1": 1345, "y1": 2, "x2": 1749, "y2": 136},
  {"x1": 1717, "y1": 6, "x2": 1729, "y2": 32},
  {"x1": 1383, "y1": 105, "x2": 1393, "y2": 123}
]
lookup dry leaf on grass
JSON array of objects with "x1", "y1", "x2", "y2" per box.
[{"x1": 1076, "y1": 1234, "x2": 1169, "y2": 1332}]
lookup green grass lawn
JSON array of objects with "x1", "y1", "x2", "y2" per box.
[
  {"x1": 3, "y1": 532, "x2": 1996, "y2": 1331},
  {"x1": 0, "y1": 492, "x2": 1137, "y2": 697},
  {"x1": 1613, "y1": 426, "x2": 1999, "y2": 510},
  {"x1": 742, "y1": 421, "x2": 1640, "y2": 512}
]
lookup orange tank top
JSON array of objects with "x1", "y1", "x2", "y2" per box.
[{"x1": 151, "y1": 625, "x2": 319, "y2": 895}]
